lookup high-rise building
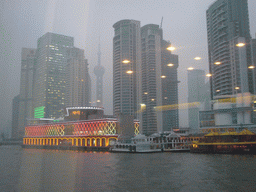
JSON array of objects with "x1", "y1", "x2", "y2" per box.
[
  {"x1": 113, "y1": 20, "x2": 179, "y2": 135},
  {"x1": 207, "y1": 0, "x2": 254, "y2": 99},
  {"x1": 11, "y1": 95, "x2": 20, "y2": 139},
  {"x1": 188, "y1": 69, "x2": 206, "y2": 104},
  {"x1": 140, "y1": 24, "x2": 179, "y2": 135},
  {"x1": 252, "y1": 34, "x2": 256, "y2": 92},
  {"x1": 65, "y1": 47, "x2": 91, "y2": 107},
  {"x1": 94, "y1": 40, "x2": 105, "y2": 107},
  {"x1": 161, "y1": 40, "x2": 179, "y2": 132},
  {"x1": 199, "y1": 0, "x2": 256, "y2": 132},
  {"x1": 33, "y1": 32, "x2": 74, "y2": 119},
  {"x1": 16, "y1": 48, "x2": 36, "y2": 138},
  {"x1": 112, "y1": 20, "x2": 141, "y2": 119},
  {"x1": 187, "y1": 69, "x2": 211, "y2": 131}
]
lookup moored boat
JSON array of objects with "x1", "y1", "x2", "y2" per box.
[
  {"x1": 190, "y1": 129, "x2": 256, "y2": 154},
  {"x1": 110, "y1": 134, "x2": 163, "y2": 153}
]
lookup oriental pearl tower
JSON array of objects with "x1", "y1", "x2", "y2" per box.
[{"x1": 94, "y1": 39, "x2": 105, "y2": 107}]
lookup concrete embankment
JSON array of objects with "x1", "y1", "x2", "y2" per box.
[
  {"x1": 0, "y1": 141, "x2": 23, "y2": 145},
  {"x1": 22, "y1": 144, "x2": 111, "y2": 151}
]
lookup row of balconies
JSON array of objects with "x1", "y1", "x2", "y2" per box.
[{"x1": 215, "y1": 76, "x2": 231, "y2": 88}]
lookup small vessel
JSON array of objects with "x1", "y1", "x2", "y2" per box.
[
  {"x1": 110, "y1": 134, "x2": 163, "y2": 153},
  {"x1": 149, "y1": 132, "x2": 190, "y2": 152},
  {"x1": 190, "y1": 128, "x2": 256, "y2": 154}
]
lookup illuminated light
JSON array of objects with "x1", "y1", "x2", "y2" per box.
[
  {"x1": 151, "y1": 99, "x2": 155, "y2": 101},
  {"x1": 140, "y1": 104, "x2": 146, "y2": 107},
  {"x1": 122, "y1": 59, "x2": 130, "y2": 64},
  {"x1": 236, "y1": 43, "x2": 245, "y2": 47},
  {"x1": 167, "y1": 46, "x2": 176, "y2": 51},
  {"x1": 167, "y1": 63, "x2": 174, "y2": 67},
  {"x1": 214, "y1": 61, "x2": 221, "y2": 65},
  {"x1": 161, "y1": 75, "x2": 166, "y2": 78},
  {"x1": 34, "y1": 106, "x2": 45, "y2": 118},
  {"x1": 235, "y1": 87, "x2": 240, "y2": 90},
  {"x1": 144, "y1": 92, "x2": 148, "y2": 95},
  {"x1": 216, "y1": 90, "x2": 220, "y2": 92},
  {"x1": 164, "y1": 97, "x2": 168, "y2": 99},
  {"x1": 248, "y1": 66, "x2": 255, "y2": 69},
  {"x1": 194, "y1": 57, "x2": 201, "y2": 60},
  {"x1": 206, "y1": 73, "x2": 212, "y2": 77},
  {"x1": 126, "y1": 70, "x2": 133, "y2": 74},
  {"x1": 187, "y1": 67, "x2": 194, "y2": 70},
  {"x1": 154, "y1": 102, "x2": 200, "y2": 111}
]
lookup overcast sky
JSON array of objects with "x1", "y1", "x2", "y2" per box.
[{"x1": 1, "y1": 0, "x2": 256, "y2": 135}]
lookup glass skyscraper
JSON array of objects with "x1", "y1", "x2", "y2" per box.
[
  {"x1": 112, "y1": 20, "x2": 141, "y2": 119},
  {"x1": 15, "y1": 48, "x2": 36, "y2": 138},
  {"x1": 113, "y1": 21, "x2": 179, "y2": 135},
  {"x1": 33, "y1": 32, "x2": 74, "y2": 119}
]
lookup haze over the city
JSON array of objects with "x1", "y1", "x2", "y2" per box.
[{"x1": 1, "y1": 0, "x2": 256, "y2": 135}]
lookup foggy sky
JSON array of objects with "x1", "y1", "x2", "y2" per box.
[{"x1": 1, "y1": 0, "x2": 256, "y2": 135}]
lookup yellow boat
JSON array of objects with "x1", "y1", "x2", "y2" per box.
[{"x1": 190, "y1": 129, "x2": 256, "y2": 154}]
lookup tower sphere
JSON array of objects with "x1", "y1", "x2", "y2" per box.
[{"x1": 94, "y1": 65, "x2": 105, "y2": 76}]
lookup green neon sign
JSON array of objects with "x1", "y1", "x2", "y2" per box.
[{"x1": 34, "y1": 106, "x2": 45, "y2": 118}]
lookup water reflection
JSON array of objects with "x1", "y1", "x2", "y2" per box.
[
  {"x1": 18, "y1": 149, "x2": 78, "y2": 191},
  {"x1": 1, "y1": 146, "x2": 256, "y2": 191}
]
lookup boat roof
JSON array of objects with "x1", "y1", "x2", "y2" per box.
[
  {"x1": 220, "y1": 131, "x2": 239, "y2": 136},
  {"x1": 132, "y1": 134, "x2": 147, "y2": 140},
  {"x1": 150, "y1": 133, "x2": 161, "y2": 137},
  {"x1": 166, "y1": 132, "x2": 181, "y2": 138},
  {"x1": 205, "y1": 132, "x2": 220, "y2": 137},
  {"x1": 238, "y1": 129, "x2": 255, "y2": 135}
]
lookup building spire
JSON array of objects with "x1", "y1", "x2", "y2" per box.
[
  {"x1": 94, "y1": 35, "x2": 105, "y2": 107},
  {"x1": 97, "y1": 36, "x2": 101, "y2": 66}
]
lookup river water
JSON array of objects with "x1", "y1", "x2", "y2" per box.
[{"x1": 1, "y1": 145, "x2": 256, "y2": 192}]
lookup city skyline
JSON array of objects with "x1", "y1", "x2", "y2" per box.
[{"x1": 1, "y1": 0, "x2": 256, "y2": 135}]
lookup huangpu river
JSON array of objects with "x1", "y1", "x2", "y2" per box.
[{"x1": 1, "y1": 145, "x2": 256, "y2": 192}]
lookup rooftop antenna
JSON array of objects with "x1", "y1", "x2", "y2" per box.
[{"x1": 160, "y1": 17, "x2": 163, "y2": 28}]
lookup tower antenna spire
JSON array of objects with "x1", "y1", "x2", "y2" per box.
[
  {"x1": 160, "y1": 17, "x2": 163, "y2": 28},
  {"x1": 97, "y1": 35, "x2": 101, "y2": 66}
]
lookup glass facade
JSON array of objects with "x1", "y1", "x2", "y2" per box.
[{"x1": 33, "y1": 33, "x2": 74, "y2": 119}]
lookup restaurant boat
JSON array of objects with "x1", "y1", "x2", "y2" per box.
[
  {"x1": 148, "y1": 132, "x2": 190, "y2": 152},
  {"x1": 110, "y1": 134, "x2": 163, "y2": 153},
  {"x1": 190, "y1": 129, "x2": 256, "y2": 154}
]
